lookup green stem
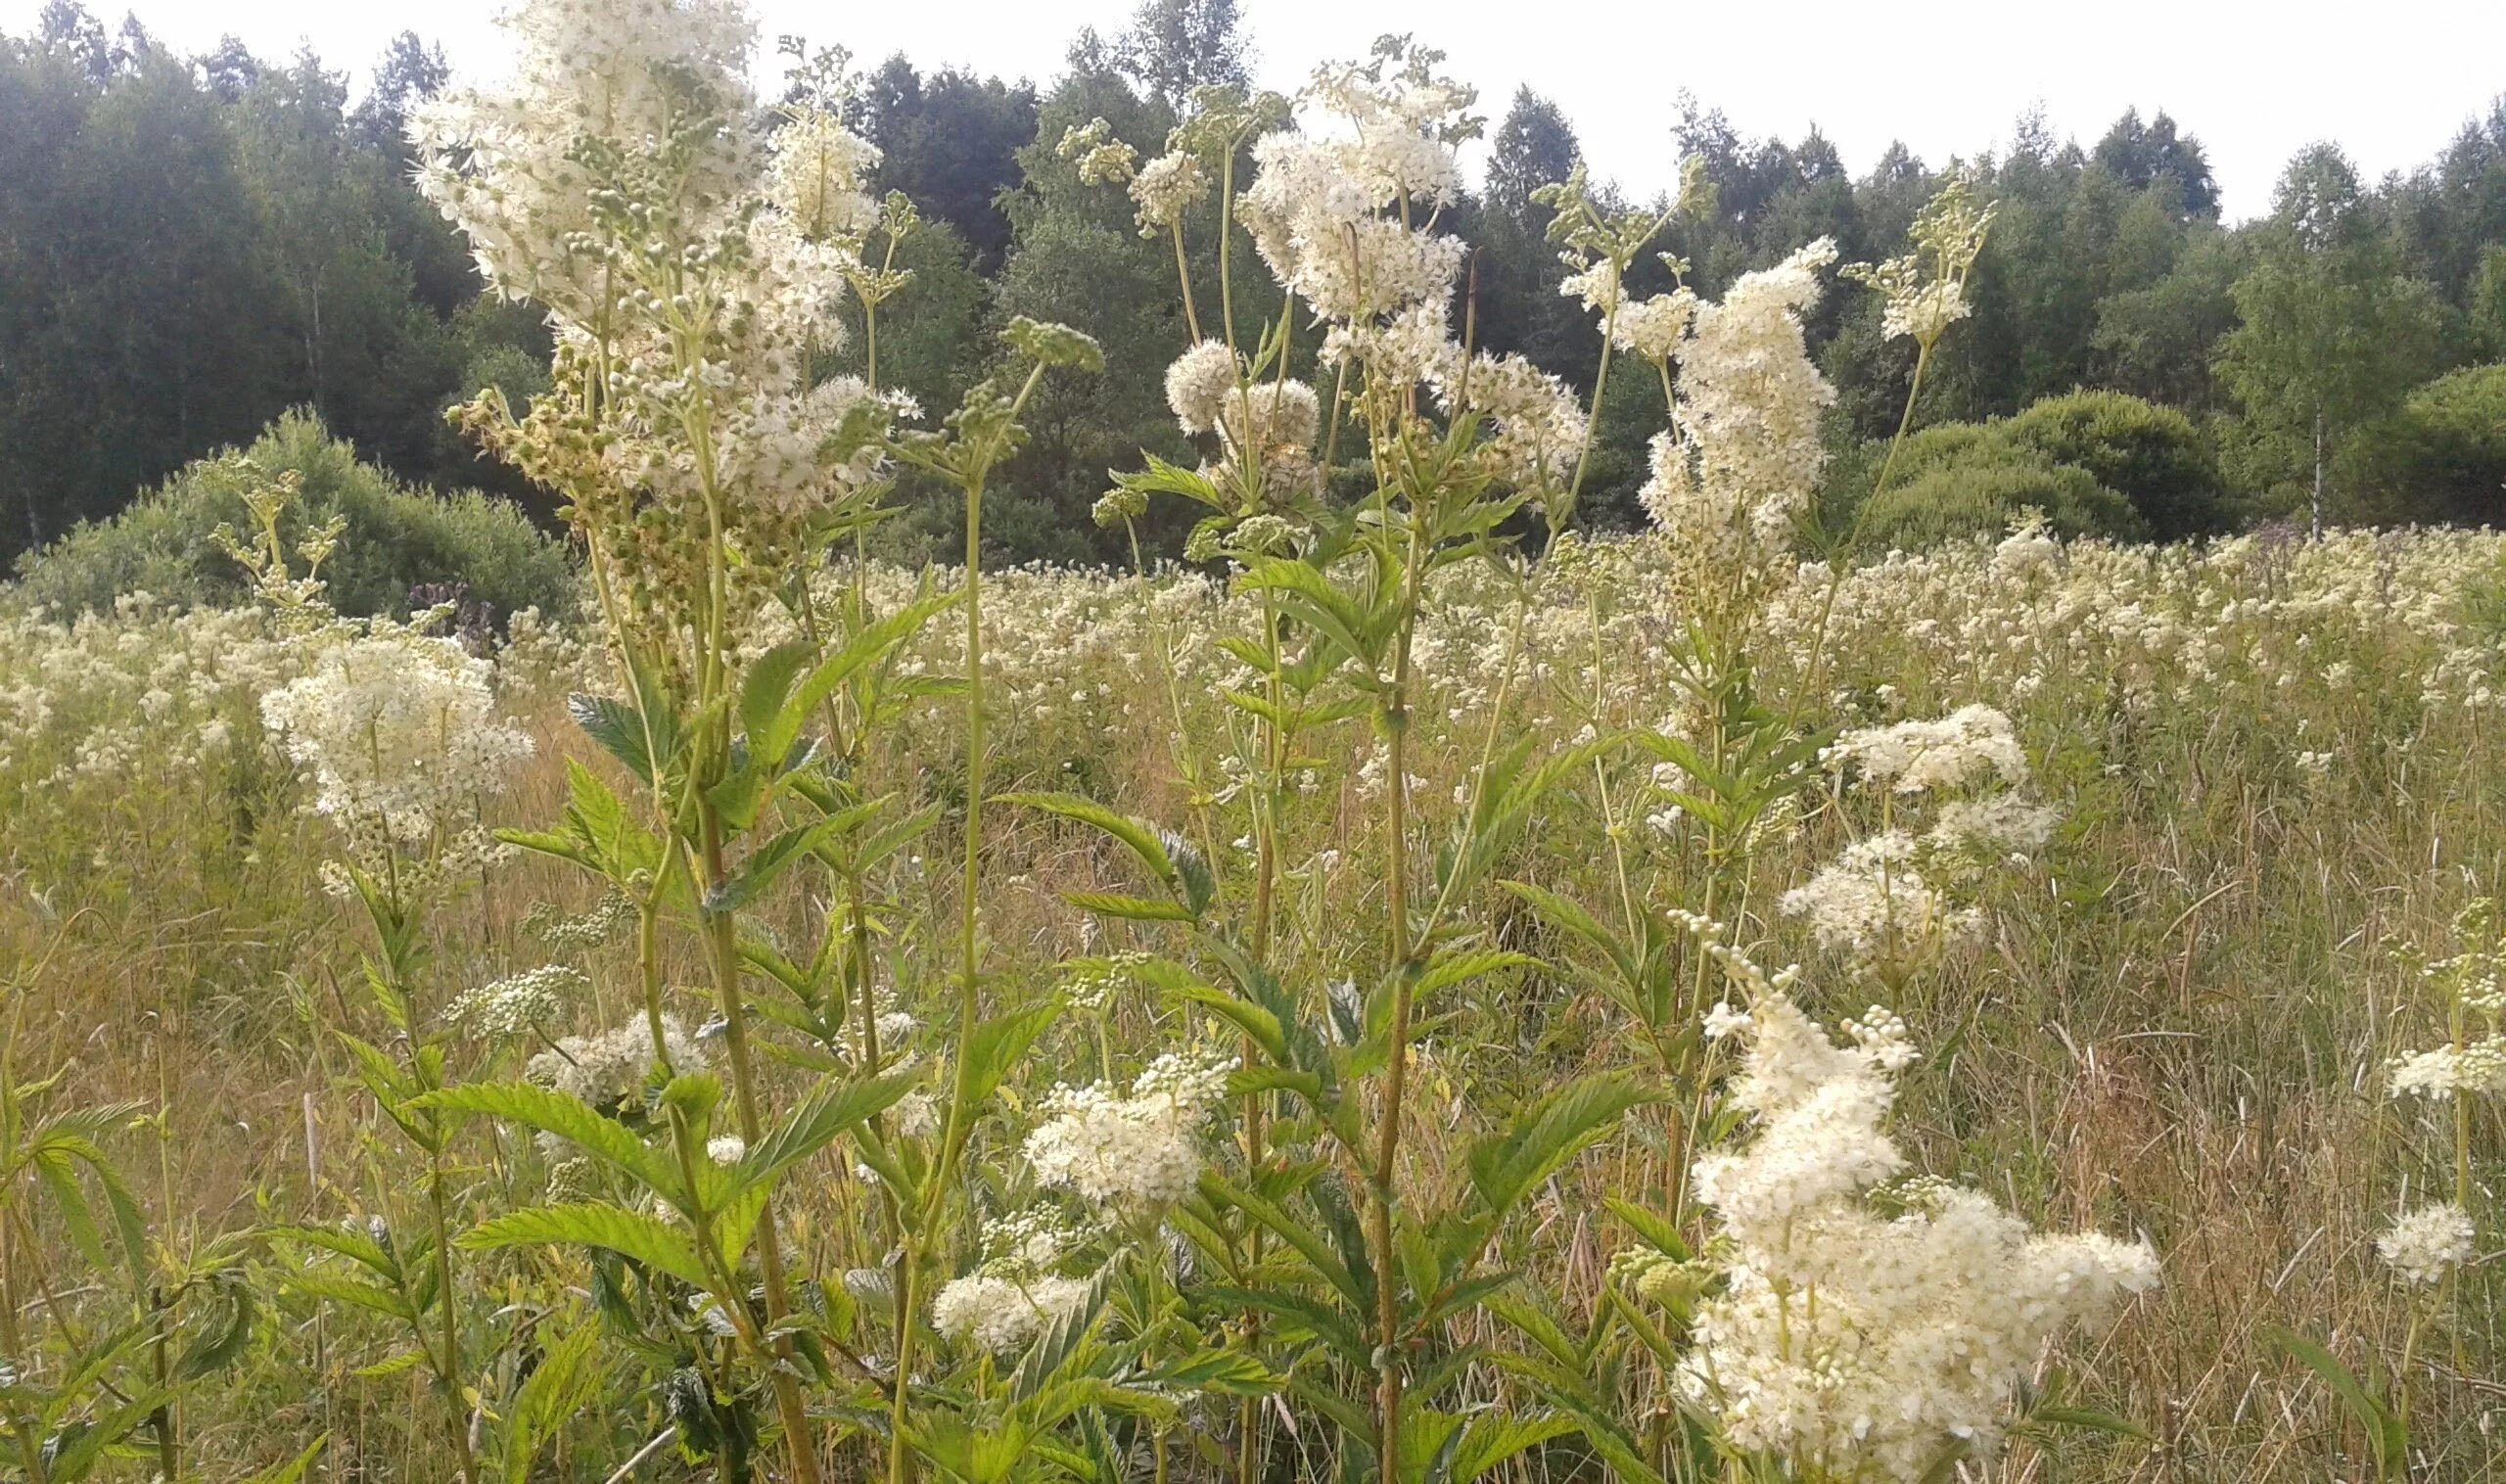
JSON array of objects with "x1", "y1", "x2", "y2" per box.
[
  {"x1": 1791, "y1": 339, "x2": 1932, "y2": 714},
  {"x1": 1557, "y1": 290, "x2": 1620, "y2": 544},
  {"x1": 424, "y1": 1140, "x2": 479, "y2": 1484},
  {"x1": 1369, "y1": 499, "x2": 1432, "y2": 1484},
  {"x1": 697, "y1": 804, "x2": 822, "y2": 1484},
  {"x1": 1172, "y1": 220, "x2": 1204, "y2": 345}
]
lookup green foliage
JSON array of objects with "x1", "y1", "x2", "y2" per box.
[
  {"x1": 15, "y1": 11, "x2": 2506, "y2": 560},
  {"x1": 9, "y1": 411, "x2": 578, "y2": 620},
  {"x1": 1862, "y1": 439, "x2": 2147, "y2": 550},
  {"x1": 2214, "y1": 146, "x2": 2451, "y2": 528},
  {"x1": 853, "y1": 56, "x2": 1039, "y2": 269},
  {"x1": 0, "y1": 15, "x2": 546, "y2": 562},
  {"x1": 1836, "y1": 404, "x2": 2167, "y2": 550},
  {"x1": 2002, "y1": 389, "x2": 2225, "y2": 538},
  {"x1": 2268, "y1": 1326, "x2": 2411, "y2": 1482},
  {"x1": 2340, "y1": 362, "x2": 2506, "y2": 526},
  {"x1": 2090, "y1": 230, "x2": 2245, "y2": 412}
]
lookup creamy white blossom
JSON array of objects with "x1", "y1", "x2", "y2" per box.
[
  {"x1": 446, "y1": 963, "x2": 585, "y2": 1039},
  {"x1": 931, "y1": 1273, "x2": 1091, "y2": 1355},
  {"x1": 1780, "y1": 833, "x2": 1981, "y2": 976},
  {"x1": 766, "y1": 109, "x2": 882, "y2": 242},
  {"x1": 1683, "y1": 994, "x2": 2158, "y2": 1481},
  {"x1": 525, "y1": 1015, "x2": 708, "y2": 1110},
  {"x1": 1829, "y1": 705, "x2": 2029, "y2": 794},
  {"x1": 1433, "y1": 351, "x2": 1588, "y2": 494},
  {"x1": 258, "y1": 629, "x2": 534, "y2": 852},
  {"x1": 1024, "y1": 1051, "x2": 1233, "y2": 1210},
  {"x1": 2387, "y1": 1040, "x2": 2506, "y2": 1099},
  {"x1": 1165, "y1": 341, "x2": 1240, "y2": 436},
  {"x1": 1640, "y1": 240, "x2": 1838, "y2": 619},
  {"x1": 2376, "y1": 1202, "x2": 2476, "y2": 1285},
  {"x1": 1131, "y1": 150, "x2": 1209, "y2": 235},
  {"x1": 1926, "y1": 793, "x2": 2059, "y2": 853}
]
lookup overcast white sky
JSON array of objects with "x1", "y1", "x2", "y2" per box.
[{"x1": 9, "y1": 0, "x2": 2503, "y2": 221}]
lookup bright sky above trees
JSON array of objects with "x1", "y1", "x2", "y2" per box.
[{"x1": 7, "y1": 0, "x2": 2501, "y2": 221}]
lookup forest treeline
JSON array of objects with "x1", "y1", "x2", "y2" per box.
[{"x1": 5, "y1": 0, "x2": 2506, "y2": 586}]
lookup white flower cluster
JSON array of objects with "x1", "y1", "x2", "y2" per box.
[
  {"x1": 2386, "y1": 1041, "x2": 2506, "y2": 1099},
  {"x1": 1023, "y1": 1050, "x2": 1234, "y2": 1210},
  {"x1": 978, "y1": 1206, "x2": 1095, "y2": 1279},
  {"x1": 1165, "y1": 341, "x2": 1240, "y2": 436},
  {"x1": 523, "y1": 890, "x2": 635, "y2": 951},
  {"x1": 1881, "y1": 279, "x2": 1970, "y2": 344},
  {"x1": 1926, "y1": 793, "x2": 2059, "y2": 854},
  {"x1": 1683, "y1": 996, "x2": 2158, "y2": 1482},
  {"x1": 446, "y1": 963, "x2": 586, "y2": 1040},
  {"x1": 2385, "y1": 911, "x2": 2506, "y2": 1103},
  {"x1": 1237, "y1": 40, "x2": 1473, "y2": 353},
  {"x1": 766, "y1": 109, "x2": 882, "y2": 243},
  {"x1": 2375, "y1": 1202, "x2": 2476, "y2": 1286},
  {"x1": 1787, "y1": 706, "x2": 2054, "y2": 981},
  {"x1": 1301, "y1": 42, "x2": 1473, "y2": 208},
  {"x1": 1216, "y1": 381, "x2": 1323, "y2": 468},
  {"x1": 258, "y1": 629, "x2": 534, "y2": 865},
  {"x1": 1780, "y1": 833, "x2": 1982, "y2": 978},
  {"x1": 1847, "y1": 175, "x2": 1993, "y2": 349},
  {"x1": 1639, "y1": 240, "x2": 1838, "y2": 618},
  {"x1": 1242, "y1": 142, "x2": 1465, "y2": 328},
  {"x1": 1610, "y1": 287, "x2": 1699, "y2": 361},
  {"x1": 1829, "y1": 705, "x2": 2030, "y2": 794},
  {"x1": 892, "y1": 1090, "x2": 940, "y2": 1138},
  {"x1": 930, "y1": 1272, "x2": 1091, "y2": 1356},
  {"x1": 1162, "y1": 340, "x2": 1323, "y2": 507},
  {"x1": 525, "y1": 1014, "x2": 708, "y2": 1111},
  {"x1": 409, "y1": 0, "x2": 761, "y2": 323},
  {"x1": 412, "y1": 0, "x2": 900, "y2": 602},
  {"x1": 1130, "y1": 150, "x2": 1209, "y2": 236},
  {"x1": 1431, "y1": 350, "x2": 1588, "y2": 497}
]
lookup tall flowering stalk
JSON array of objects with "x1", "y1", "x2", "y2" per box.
[
  {"x1": 410, "y1": 3, "x2": 930, "y2": 1476},
  {"x1": 872, "y1": 317, "x2": 1102, "y2": 1484},
  {"x1": 1058, "y1": 39, "x2": 1669, "y2": 1484},
  {"x1": 1674, "y1": 954, "x2": 2158, "y2": 1482},
  {"x1": 2375, "y1": 901, "x2": 2502, "y2": 1409},
  {"x1": 250, "y1": 520, "x2": 534, "y2": 1484}
]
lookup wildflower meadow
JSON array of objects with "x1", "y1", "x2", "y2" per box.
[{"x1": 0, "y1": 5, "x2": 2502, "y2": 1484}]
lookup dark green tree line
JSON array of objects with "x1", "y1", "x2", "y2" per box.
[{"x1": 10, "y1": 0, "x2": 2506, "y2": 577}]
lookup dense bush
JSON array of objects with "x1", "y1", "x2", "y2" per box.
[
  {"x1": 2342, "y1": 363, "x2": 2506, "y2": 526},
  {"x1": 1836, "y1": 392, "x2": 2212, "y2": 550},
  {"x1": 8, "y1": 410, "x2": 580, "y2": 620},
  {"x1": 1860, "y1": 445, "x2": 2148, "y2": 550},
  {"x1": 2003, "y1": 389, "x2": 2225, "y2": 538}
]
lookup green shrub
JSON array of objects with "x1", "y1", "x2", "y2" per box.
[
  {"x1": 1861, "y1": 447, "x2": 2148, "y2": 551},
  {"x1": 1883, "y1": 422, "x2": 2008, "y2": 480},
  {"x1": 2003, "y1": 390, "x2": 2224, "y2": 539},
  {"x1": 2340, "y1": 363, "x2": 2506, "y2": 527},
  {"x1": 9, "y1": 410, "x2": 580, "y2": 620}
]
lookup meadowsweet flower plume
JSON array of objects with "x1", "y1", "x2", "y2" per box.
[
  {"x1": 1682, "y1": 994, "x2": 2158, "y2": 1481},
  {"x1": 2377, "y1": 1202, "x2": 2476, "y2": 1286},
  {"x1": 931, "y1": 1273, "x2": 1091, "y2": 1356},
  {"x1": 1023, "y1": 1049, "x2": 1235, "y2": 1213},
  {"x1": 1844, "y1": 173, "x2": 1996, "y2": 350},
  {"x1": 1239, "y1": 36, "x2": 1479, "y2": 391},
  {"x1": 1639, "y1": 238, "x2": 1839, "y2": 632},
  {"x1": 414, "y1": 0, "x2": 902, "y2": 650},
  {"x1": 258, "y1": 628, "x2": 534, "y2": 893},
  {"x1": 526, "y1": 1015, "x2": 708, "y2": 1112},
  {"x1": 1828, "y1": 705, "x2": 2030, "y2": 794}
]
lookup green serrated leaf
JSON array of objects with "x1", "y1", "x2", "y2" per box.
[{"x1": 459, "y1": 1203, "x2": 713, "y2": 1290}]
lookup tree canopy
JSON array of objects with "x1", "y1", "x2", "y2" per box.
[{"x1": 8, "y1": 0, "x2": 2506, "y2": 573}]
